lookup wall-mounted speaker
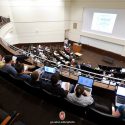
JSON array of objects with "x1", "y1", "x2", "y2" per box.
[{"x1": 73, "y1": 23, "x2": 77, "y2": 29}]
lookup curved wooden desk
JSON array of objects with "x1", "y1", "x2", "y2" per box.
[
  {"x1": 61, "y1": 69, "x2": 116, "y2": 91},
  {"x1": 0, "y1": 38, "x2": 116, "y2": 92}
]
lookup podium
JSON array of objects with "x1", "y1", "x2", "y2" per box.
[{"x1": 72, "y1": 43, "x2": 82, "y2": 53}]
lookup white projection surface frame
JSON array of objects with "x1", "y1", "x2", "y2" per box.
[
  {"x1": 82, "y1": 8, "x2": 125, "y2": 39},
  {"x1": 91, "y1": 13, "x2": 117, "y2": 33}
]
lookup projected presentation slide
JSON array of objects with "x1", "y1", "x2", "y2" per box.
[{"x1": 91, "y1": 13, "x2": 117, "y2": 33}]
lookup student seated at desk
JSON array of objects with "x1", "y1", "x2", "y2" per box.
[
  {"x1": 0, "y1": 55, "x2": 17, "y2": 76},
  {"x1": 67, "y1": 84, "x2": 94, "y2": 107},
  {"x1": 71, "y1": 59, "x2": 76, "y2": 66},
  {"x1": 112, "y1": 104, "x2": 125, "y2": 120},
  {"x1": 36, "y1": 65, "x2": 60, "y2": 82},
  {"x1": 43, "y1": 73, "x2": 70, "y2": 98},
  {"x1": 15, "y1": 63, "x2": 31, "y2": 83},
  {"x1": 85, "y1": 62, "x2": 92, "y2": 68},
  {"x1": 64, "y1": 38, "x2": 69, "y2": 47},
  {"x1": 39, "y1": 52, "x2": 47, "y2": 60},
  {"x1": 28, "y1": 61, "x2": 39, "y2": 72},
  {"x1": 30, "y1": 71, "x2": 42, "y2": 87},
  {"x1": 75, "y1": 62, "x2": 81, "y2": 69}
]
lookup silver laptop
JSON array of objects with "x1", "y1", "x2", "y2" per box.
[
  {"x1": 115, "y1": 86, "x2": 125, "y2": 107},
  {"x1": 77, "y1": 76, "x2": 94, "y2": 95}
]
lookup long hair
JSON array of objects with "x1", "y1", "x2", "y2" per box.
[{"x1": 75, "y1": 85, "x2": 84, "y2": 98}]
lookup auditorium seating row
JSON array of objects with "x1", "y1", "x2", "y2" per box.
[
  {"x1": 78, "y1": 63, "x2": 125, "y2": 82},
  {"x1": 0, "y1": 70, "x2": 125, "y2": 125},
  {"x1": 7, "y1": 40, "x2": 125, "y2": 84},
  {"x1": 99, "y1": 65, "x2": 125, "y2": 79},
  {"x1": 5, "y1": 42, "x2": 124, "y2": 94},
  {"x1": 99, "y1": 65, "x2": 122, "y2": 73},
  {"x1": 23, "y1": 44, "x2": 123, "y2": 82}
]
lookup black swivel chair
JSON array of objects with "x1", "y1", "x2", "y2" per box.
[
  {"x1": 0, "y1": 70, "x2": 14, "y2": 82},
  {"x1": 7, "y1": 73, "x2": 41, "y2": 96},
  {"x1": 41, "y1": 88, "x2": 64, "y2": 107},
  {"x1": 42, "y1": 88, "x2": 62, "y2": 100},
  {"x1": 23, "y1": 81, "x2": 41, "y2": 96},
  {"x1": 62, "y1": 98, "x2": 91, "y2": 118},
  {"x1": 86, "y1": 107, "x2": 125, "y2": 125}
]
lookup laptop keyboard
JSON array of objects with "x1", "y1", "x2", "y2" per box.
[{"x1": 117, "y1": 95, "x2": 125, "y2": 104}]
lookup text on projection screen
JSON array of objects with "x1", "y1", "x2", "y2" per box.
[{"x1": 91, "y1": 13, "x2": 117, "y2": 33}]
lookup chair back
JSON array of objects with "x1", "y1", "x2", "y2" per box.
[
  {"x1": 62, "y1": 98, "x2": 89, "y2": 118},
  {"x1": 42, "y1": 88, "x2": 61, "y2": 98},
  {"x1": 0, "y1": 70, "x2": 13, "y2": 82},
  {"x1": 86, "y1": 107, "x2": 125, "y2": 125},
  {"x1": 23, "y1": 81, "x2": 41, "y2": 96},
  {"x1": 42, "y1": 89, "x2": 62, "y2": 104}
]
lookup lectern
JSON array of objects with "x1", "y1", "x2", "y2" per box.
[{"x1": 72, "y1": 43, "x2": 82, "y2": 53}]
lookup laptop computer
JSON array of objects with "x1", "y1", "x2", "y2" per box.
[
  {"x1": 44, "y1": 66, "x2": 56, "y2": 74},
  {"x1": 121, "y1": 68, "x2": 125, "y2": 73},
  {"x1": 115, "y1": 86, "x2": 125, "y2": 107},
  {"x1": 77, "y1": 76, "x2": 94, "y2": 94},
  {"x1": 12, "y1": 56, "x2": 17, "y2": 63}
]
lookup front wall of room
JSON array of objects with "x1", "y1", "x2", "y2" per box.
[
  {"x1": 69, "y1": 0, "x2": 125, "y2": 56},
  {"x1": 6, "y1": 0, "x2": 71, "y2": 44},
  {"x1": 0, "y1": 0, "x2": 10, "y2": 17}
]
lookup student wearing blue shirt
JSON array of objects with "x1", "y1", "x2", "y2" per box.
[
  {"x1": 1, "y1": 55, "x2": 17, "y2": 76},
  {"x1": 15, "y1": 63, "x2": 31, "y2": 82}
]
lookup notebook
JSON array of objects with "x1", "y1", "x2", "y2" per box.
[
  {"x1": 115, "y1": 86, "x2": 125, "y2": 107},
  {"x1": 44, "y1": 66, "x2": 56, "y2": 74},
  {"x1": 61, "y1": 82, "x2": 70, "y2": 91},
  {"x1": 77, "y1": 76, "x2": 94, "y2": 94}
]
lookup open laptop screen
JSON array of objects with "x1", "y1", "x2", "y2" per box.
[
  {"x1": 121, "y1": 68, "x2": 125, "y2": 73},
  {"x1": 116, "y1": 86, "x2": 125, "y2": 96},
  {"x1": 78, "y1": 76, "x2": 94, "y2": 88},
  {"x1": 44, "y1": 66, "x2": 56, "y2": 74}
]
